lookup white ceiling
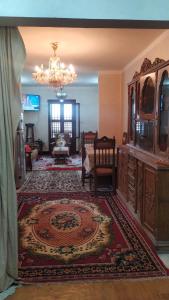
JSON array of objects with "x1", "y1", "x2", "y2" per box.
[{"x1": 19, "y1": 27, "x2": 165, "y2": 86}]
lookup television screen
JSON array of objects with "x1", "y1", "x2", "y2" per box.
[{"x1": 22, "y1": 94, "x2": 40, "y2": 111}]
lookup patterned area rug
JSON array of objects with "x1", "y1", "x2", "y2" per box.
[
  {"x1": 20, "y1": 171, "x2": 86, "y2": 193},
  {"x1": 32, "y1": 155, "x2": 82, "y2": 171},
  {"x1": 17, "y1": 192, "x2": 168, "y2": 282}
]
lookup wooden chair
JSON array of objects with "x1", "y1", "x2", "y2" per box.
[
  {"x1": 90, "y1": 136, "x2": 116, "y2": 194},
  {"x1": 81, "y1": 131, "x2": 98, "y2": 186}
]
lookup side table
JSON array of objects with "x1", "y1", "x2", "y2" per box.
[{"x1": 52, "y1": 146, "x2": 69, "y2": 164}]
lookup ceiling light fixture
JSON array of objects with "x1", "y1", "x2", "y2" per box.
[
  {"x1": 32, "y1": 42, "x2": 77, "y2": 88},
  {"x1": 56, "y1": 86, "x2": 67, "y2": 100}
]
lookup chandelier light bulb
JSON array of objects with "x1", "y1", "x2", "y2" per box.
[
  {"x1": 69, "y1": 64, "x2": 74, "y2": 71},
  {"x1": 60, "y1": 62, "x2": 65, "y2": 69},
  {"x1": 35, "y1": 65, "x2": 41, "y2": 72}
]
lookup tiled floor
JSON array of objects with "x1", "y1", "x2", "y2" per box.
[
  {"x1": 158, "y1": 253, "x2": 169, "y2": 268},
  {"x1": 6, "y1": 278, "x2": 169, "y2": 300}
]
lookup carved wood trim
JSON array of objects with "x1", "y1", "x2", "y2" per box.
[
  {"x1": 140, "y1": 58, "x2": 152, "y2": 74},
  {"x1": 152, "y1": 57, "x2": 165, "y2": 67},
  {"x1": 132, "y1": 71, "x2": 139, "y2": 80},
  {"x1": 132, "y1": 57, "x2": 166, "y2": 80}
]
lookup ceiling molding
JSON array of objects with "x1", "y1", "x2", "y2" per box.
[{"x1": 1, "y1": 17, "x2": 169, "y2": 28}]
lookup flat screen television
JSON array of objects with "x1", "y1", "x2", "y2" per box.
[{"x1": 22, "y1": 94, "x2": 40, "y2": 111}]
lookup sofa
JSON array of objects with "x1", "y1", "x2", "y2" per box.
[{"x1": 25, "y1": 144, "x2": 39, "y2": 170}]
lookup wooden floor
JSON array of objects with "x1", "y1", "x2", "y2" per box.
[{"x1": 7, "y1": 278, "x2": 169, "y2": 300}]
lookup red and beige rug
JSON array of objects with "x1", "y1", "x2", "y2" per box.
[
  {"x1": 17, "y1": 192, "x2": 168, "y2": 282},
  {"x1": 32, "y1": 155, "x2": 82, "y2": 171},
  {"x1": 20, "y1": 170, "x2": 86, "y2": 193}
]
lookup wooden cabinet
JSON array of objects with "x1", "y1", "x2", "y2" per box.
[
  {"x1": 117, "y1": 145, "x2": 169, "y2": 250},
  {"x1": 118, "y1": 58, "x2": 169, "y2": 250}
]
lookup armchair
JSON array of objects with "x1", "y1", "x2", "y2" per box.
[
  {"x1": 51, "y1": 133, "x2": 71, "y2": 164},
  {"x1": 25, "y1": 143, "x2": 39, "y2": 171}
]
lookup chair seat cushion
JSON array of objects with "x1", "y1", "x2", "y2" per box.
[{"x1": 96, "y1": 167, "x2": 112, "y2": 175}]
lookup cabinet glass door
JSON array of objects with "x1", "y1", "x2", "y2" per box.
[
  {"x1": 135, "y1": 120, "x2": 154, "y2": 152},
  {"x1": 128, "y1": 83, "x2": 136, "y2": 144},
  {"x1": 157, "y1": 68, "x2": 169, "y2": 154},
  {"x1": 140, "y1": 73, "x2": 156, "y2": 120}
]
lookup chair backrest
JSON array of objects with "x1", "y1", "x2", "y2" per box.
[
  {"x1": 81, "y1": 131, "x2": 98, "y2": 146},
  {"x1": 81, "y1": 131, "x2": 98, "y2": 163},
  {"x1": 94, "y1": 136, "x2": 116, "y2": 169}
]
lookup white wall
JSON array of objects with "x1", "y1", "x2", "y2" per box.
[
  {"x1": 22, "y1": 85, "x2": 98, "y2": 150},
  {"x1": 122, "y1": 30, "x2": 169, "y2": 132}
]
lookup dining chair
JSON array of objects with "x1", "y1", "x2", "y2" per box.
[
  {"x1": 90, "y1": 136, "x2": 116, "y2": 194},
  {"x1": 81, "y1": 131, "x2": 98, "y2": 186}
]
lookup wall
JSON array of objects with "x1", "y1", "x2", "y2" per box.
[
  {"x1": 98, "y1": 72, "x2": 122, "y2": 145},
  {"x1": 22, "y1": 85, "x2": 98, "y2": 150},
  {"x1": 122, "y1": 30, "x2": 169, "y2": 132},
  {"x1": 1, "y1": 0, "x2": 169, "y2": 21}
]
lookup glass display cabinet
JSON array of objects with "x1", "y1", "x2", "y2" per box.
[
  {"x1": 128, "y1": 59, "x2": 168, "y2": 155},
  {"x1": 118, "y1": 58, "x2": 169, "y2": 251}
]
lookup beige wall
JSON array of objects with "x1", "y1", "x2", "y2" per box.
[
  {"x1": 122, "y1": 30, "x2": 169, "y2": 132},
  {"x1": 98, "y1": 72, "x2": 122, "y2": 145}
]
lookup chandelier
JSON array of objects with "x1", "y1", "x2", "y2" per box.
[{"x1": 32, "y1": 42, "x2": 77, "y2": 88}]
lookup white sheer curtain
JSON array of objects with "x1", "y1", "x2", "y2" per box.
[{"x1": 0, "y1": 27, "x2": 26, "y2": 292}]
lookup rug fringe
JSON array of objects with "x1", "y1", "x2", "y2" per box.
[{"x1": 17, "y1": 275, "x2": 169, "y2": 287}]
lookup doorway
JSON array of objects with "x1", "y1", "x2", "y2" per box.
[{"x1": 48, "y1": 99, "x2": 80, "y2": 154}]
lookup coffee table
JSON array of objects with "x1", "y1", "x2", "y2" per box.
[{"x1": 52, "y1": 146, "x2": 69, "y2": 164}]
